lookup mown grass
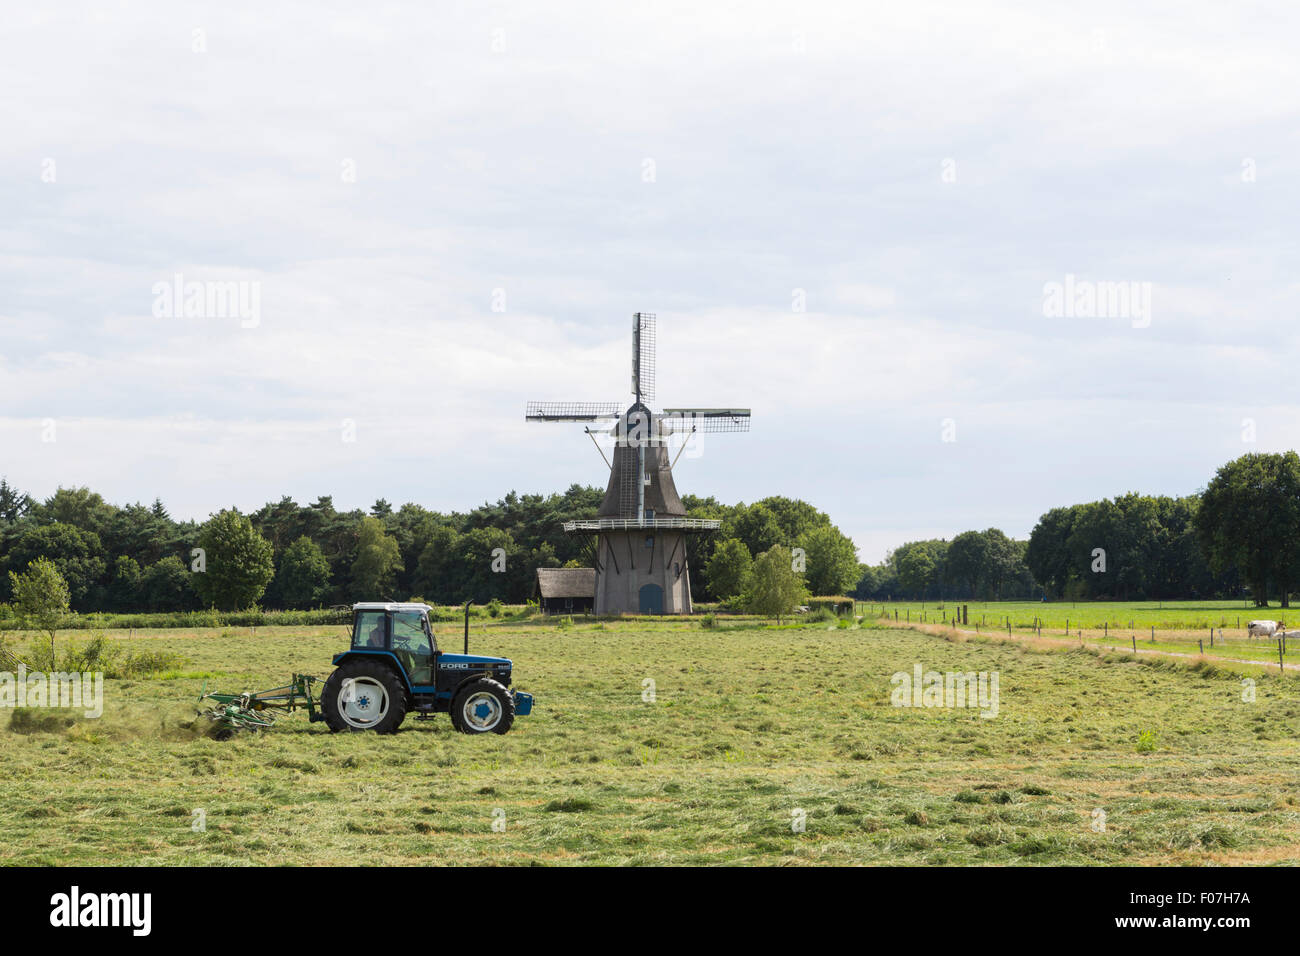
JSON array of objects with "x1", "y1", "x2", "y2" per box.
[{"x1": 1, "y1": 617, "x2": 1299, "y2": 865}]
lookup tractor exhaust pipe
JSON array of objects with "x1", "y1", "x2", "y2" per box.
[{"x1": 464, "y1": 601, "x2": 471, "y2": 654}]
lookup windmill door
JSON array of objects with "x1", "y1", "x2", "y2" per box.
[{"x1": 639, "y1": 583, "x2": 664, "y2": 614}]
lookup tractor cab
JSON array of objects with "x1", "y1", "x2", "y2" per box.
[
  {"x1": 350, "y1": 602, "x2": 438, "y2": 684},
  {"x1": 319, "y1": 602, "x2": 533, "y2": 735}
]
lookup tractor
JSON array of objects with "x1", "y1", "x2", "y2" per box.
[
  {"x1": 320, "y1": 602, "x2": 533, "y2": 735},
  {"x1": 198, "y1": 602, "x2": 533, "y2": 736}
]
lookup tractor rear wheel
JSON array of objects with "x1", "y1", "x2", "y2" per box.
[
  {"x1": 450, "y1": 678, "x2": 515, "y2": 735},
  {"x1": 322, "y1": 661, "x2": 407, "y2": 734}
]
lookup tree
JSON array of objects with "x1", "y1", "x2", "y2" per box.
[
  {"x1": 111, "y1": 555, "x2": 142, "y2": 612},
  {"x1": 895, "y1": 541, "x2": 944, "y2": 599},
  {"x1": 274, "y1": 536, "x2": 332, "y2": 609},
  {"x1": 9, "y1": 557, "x2": 71, "y2": 647},
  {"x1": 36, "y1": 486, "x2": 117, "y2": 538},
  {"x1": 946, "y1": 530, "x2": 988, "y2": 596},
  {"x1": 1, "y1": 522, "x2": 107, "y2": 610},
  {"x1": 744, "y1": 544, "x2": 809, "y2": 623},
  {"x1": 140, "y1": 556, "x2": 197, "y2": 612},
  {"x1": 979, "y1": 528, "x2": 1019, "y2": 599},
  {"x1": 798, "y1": 525, "x2": 860, "y2": 596},
  {"x1": 705, "y1": 538, "x2": 753, "y2": 600},
  {"x1": 466, "y1": 527, "x2": 522, "y2": 603},
  {"x1": 192, "y1": 509, "x2": 276, "y2": 610},
  {"x1": 730, "y1": 503, "x2": 784, "y2": 557},
  {"x1": 1196, "y1": 452, "x2": 1300, "y2": 607},
  {"x1": 351, "y1": 516, "x2": 403, "y2": 599},
  {"x1": 756, "y1": 496, "x2": 829, "y2": 543},
  {"x1": 413, "y1": 525, "x2": 461, "y2": 600},
  {"x1": 1026, "y1": 507, "x2": 1078, "y2": 597},
  {"x1": 0, "y1": 478, "x2": 34, "y2": 524}
]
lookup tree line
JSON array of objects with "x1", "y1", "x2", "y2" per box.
[
  {"x1": 857, "y1": 453, "x2": 1299, "y2": 607},
  {"x1": 0, "y1": 480, "x2": 862, "y2": 612},
  {"x1": 852, "y1": 529, "x2": 1039, "y2": 602},
  {"x1": 4, "y1": 451, "x2": 1291, "y2": 613}
]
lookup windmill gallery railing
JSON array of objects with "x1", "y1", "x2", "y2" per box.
[{"x1": 562, "y1": 517, "x2": 721, "y2": 532}]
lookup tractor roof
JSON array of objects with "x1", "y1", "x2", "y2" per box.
[{"x1": 352, "y1": 602, "x2": 433, "y2": 613}]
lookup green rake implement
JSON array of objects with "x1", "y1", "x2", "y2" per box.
[{"x1": 198, "y1": 674, "x2": 323, "y2": 738}]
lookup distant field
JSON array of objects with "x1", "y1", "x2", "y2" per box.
[
  {"x1": 2, "y1": 616, "x2": 1299, "y2": 865},
  {"x1": 868, "y1": 600, "x2": 1300, "y2": 671}
]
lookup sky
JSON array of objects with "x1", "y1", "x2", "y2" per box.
[{"x1": 2, "y1": 1, "x2": 1299, "y2": 563}]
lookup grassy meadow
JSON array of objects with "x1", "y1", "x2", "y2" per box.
[
  {"x1": 2, "y1": 613, "x2": 1299, "y2": 865},
  {"x1": 871, "y1": 600, "x2": 1300, "y2": 670}
]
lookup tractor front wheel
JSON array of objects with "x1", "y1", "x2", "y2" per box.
[
  {"x1": 450, "y1": 678, "x2": 515, "y2": 735},
  {"x1": 322, "y1": 661, "x2": 407, "y2": 734}
]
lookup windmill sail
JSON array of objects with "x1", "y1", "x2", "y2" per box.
[
  {"x1": 661, "y1": 408, "x2": 752, "y2": 432},
  {"x1": 632, "y1": 312, "x2": 655, "y2": 404},
  {"x1": 525, "y1": 401, "x2": 621, "y2": 422}
]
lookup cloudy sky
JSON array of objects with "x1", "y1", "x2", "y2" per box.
[{"x1": 3, "y1": 1, "x2": 1299, "y2": 562}]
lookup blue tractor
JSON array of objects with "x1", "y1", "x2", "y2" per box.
[{"x1": 318, "y1": 602, "x2": 534, "y2": 735}]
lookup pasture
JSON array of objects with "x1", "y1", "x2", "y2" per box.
[
  {"x1": 871, "y1": 600, "x2": 1300, "y2": 672},
  {"x1": 2, "y1": 615, "x2": 1299, "y2": 865}
]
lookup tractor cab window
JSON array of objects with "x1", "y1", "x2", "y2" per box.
[
  {"x1": 353, "y1": 610, "x2": 387, "y2": 649},
  {"x1": 392, "y1": 610, "x2": 435, "y2": 686}
]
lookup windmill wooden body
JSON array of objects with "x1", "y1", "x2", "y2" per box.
[{"x1": 526, "y1": 313, "x2": 750, "y2": 614}]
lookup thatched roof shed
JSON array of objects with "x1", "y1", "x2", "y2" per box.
[{"x1": 535, "y1": 567, "x2": 596, "y2": 600}]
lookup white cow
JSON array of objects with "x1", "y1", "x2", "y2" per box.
[{"x1": 1248, "y1": 620, "x2": 1285, "y2": 639}]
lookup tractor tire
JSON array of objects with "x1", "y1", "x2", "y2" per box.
[
  {"x1": 321, "y1": 660, "x2": 407, "y2": 734},
  {"x1": 451, "y1": 678, "x2": 515, "y2": 735}
]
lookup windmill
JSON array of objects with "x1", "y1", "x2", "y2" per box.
[{"x1": 526, "y1": 313, "x2": 751, "y2": 614}]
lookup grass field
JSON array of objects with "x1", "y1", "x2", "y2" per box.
[
  {"x1": 870, "y1": 600, "x2": 1300, "y2": 670},
  {"x1": 2, "y1": 614, "x2": 1300, "y2": 865}
]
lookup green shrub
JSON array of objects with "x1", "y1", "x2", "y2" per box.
[
  {"x1": 486, "y1": 598, "x2": 503, "y2": 618},
  {"x1": 700, "y1": 613, "x2": 717, "y2": 630},
  {"x1": 119, "y1": 650, "x2": 186, "y2": 678},
  {"x1": 808, "y1": 597, "x2": 854, "y2": 616}
]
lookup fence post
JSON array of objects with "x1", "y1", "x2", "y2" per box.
[
  {"x1": 1199, "y1": 639, "x2": 1203, "y2": 654},
  {"x1": 1132, "y1": 636, "x2": 1137, "y2": 652}
]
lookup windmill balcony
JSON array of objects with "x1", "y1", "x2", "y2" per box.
[{"x1": 562, "y1": 517, "x2": 721, "y2": 533}]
